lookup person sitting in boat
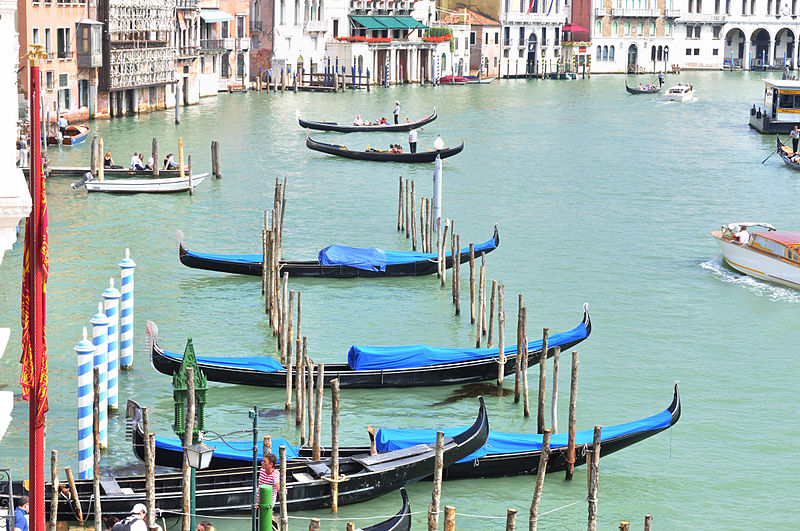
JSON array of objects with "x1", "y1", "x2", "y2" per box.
[
  {"x1": 145, "y1": 156, "x2": 154, "y2": 170},
  {"x1": 380, "y1": 117, "x2": 388, "y2": 125},
  {"x1": 734, "y1": 226, "x2": 750, "y2": 245},
  {"x1": 163, "y1": 153, "x2": 179, "y2": 170},
  {"x1": 433, "y1": 136, "x2": 445, "y2": 151},
  {"x1": 389, "y1": 144, "x2": 404, "y2": 154},
  {"x1": 638, "y1": 83, "x2": 644, "y2": 89},
  {"x1": 130, "y1": 152, "x2": 144, "y2": 170},
  {"x1": 354, "y1": 115, "x2": 363, "y2": 126}
]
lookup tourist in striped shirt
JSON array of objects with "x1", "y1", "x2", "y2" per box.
[{"x1": 257, "y1": 453, "x2": 280, "y2": 508}]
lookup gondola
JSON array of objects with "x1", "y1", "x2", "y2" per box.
[
  {"x1": 624, "y1": 81, "x2": 663, "y2": 94},
  {"x1": 4, "y1": 399, "x2": 488, "y2": 521},
  {"x1": 776, "y1": 136, "x2": 800, "y2": 170},
  {"x1": 306, "y1": 135, "x2": 464, "y2": 163},
  {"x1": 127, "y1": 383, "x2": 679, "y2": 482},
  {"x1": 364, "y1": 488, "x2": 411, "y2": 531},
  {"x1": 146, "y1": 304, "x2": 590, "y2": 389},
  {"x1": 176, "y1": 227, "x2": 499, "y2": 278},
  {"x1": 47, "y1": 124, "x2": 90, "y2": 145},
  {"x1": 298, "y1": 109, "x2": 436, "y2": 133}
]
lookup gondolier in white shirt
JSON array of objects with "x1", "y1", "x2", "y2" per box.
[
  {"x1": 791, "y1": 126, "x2": 800, "y2": 154},
  {"x1": 408, "y1": 128, "x2": 418, "y2": 153},
  {"x1": 393, "y1": 101, "x2": 400, "y2": 124}
]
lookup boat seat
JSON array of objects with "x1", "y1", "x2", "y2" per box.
[
  {"x1": 307, "y1": 462, "x2": 331, "y2": 478},
  {"x1": 354, "y1": 443, "x2": 437, "y2": 467},
  {"x1": 99, "y1": 478, "x2": 126, "y2": 496},
  {"x1": 292, "y1": 472, "x2": 316, "y2": 483}
]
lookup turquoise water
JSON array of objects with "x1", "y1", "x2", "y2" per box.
[{"x1": 2, "y1": 71, "x2": 800, "y2": 529}]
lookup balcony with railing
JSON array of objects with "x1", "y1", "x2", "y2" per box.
[
  {"x1": 678, "y1": 13, "x2": 727, "y2": 22},
  {"x1": 177, "y1": 0, "x2": 199, "y2": 9},
  {"x1": 306, "y1": 20, "x2": 327, "y2": 33},
  {"x1": 178, "y1": 45, "x2": 199, "y2": 58},
  {"x1": 503, "y1": 12, "x2": 567, "y2": 24},
  {"x1": 610, "y1": 8, "x2": 660, "y2": 16},
  {"x1": 237, "y1": 37, "x2": 250, "y2": 50},
  {"x1": 200, "y1": 38, "x2": 225, "y2": 52},
  {"x1": 664, "y1": 8, "x2": 681, "y2": 16},
  {"x1": 223, "y1": 37, "x2": 236, "y2": 50},
  {"x1": 594, "y1": 7, "x2": 608, "y2": 16},
  {"x1": 250, "y1": 20, "x2": 263, "y2": 32}
]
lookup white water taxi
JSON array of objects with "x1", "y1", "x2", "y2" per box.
[
  {"x1": 711, "y1": 222, "x2": 800, "y2": 289},
  {"x1": 663, "y1": 84, "x2": 694, "y2": 102},
  {"x1": 82, "y1": 173, "x2": 208, "y2": 194}
]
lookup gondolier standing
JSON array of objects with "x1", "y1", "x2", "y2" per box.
[
  {"x1": 409, "y1": 128, "x2": 418, "y2": 153},
  {"x1": 791, "y1": 125, "x2": 800, "y2": 153},
  {"x1": 393, "y1": 101, "x2": 400, "y2": 124},
  {"x1": 658, "y1": 71, "x2": 664, "y2": 86}
]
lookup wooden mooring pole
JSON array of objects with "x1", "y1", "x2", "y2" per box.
[
  {"x1": 497, "y1": 283, "x2": 505, "y2": 386},
  {"x1": 397, "y1": 176, "x2": 404, "y2": 231},
  {"x1": 488, "y1": 280, "x2": 497, "y2": 347},
  {"x1": 405, "y1": 179, "x2": 410, "y2": 239},
  {"x1": 565, "y1": 351, "x2": 579, "y2": 481},
  {"x1": 279, "y1": 446, "x2": 288, "y2": 531},
  {"x1": 440, "y1": 220, "x2": 449, "y2": 286},
  {"x1": 644, "y1": 514, "x2": 653, "y2": 531},
  {"x1": 330, "y1": 378, "x2": 340, "y2": 513},
  {"x1": 152, "y1": 138, "x2": 159, "y2": 179},
  {"x1": 444, "y1": 506, "x2": 456, "y2": 531},
  {"x1": 64, "y1": 466, "x2": 83, "y2": 525},
  {"x1": 93, "y1": 367, "x2": 102, "y2": 531},
  {"x1": 142, "y1": 406, "x2": 157, "y2": 529},
  {"x1": 313, "y1": 363, "x2": 325, "y2": 460},
  {"x1": 411, "y1": 181, "x2": 417, "y2": 250},
  {"x1": 551, "y1": 346, "x2": 560, "y2": 433},
  {"x1": 514, "y1": 295, "x2": 524, "y2": 403},
  {"x1": 476, "y1": 254, "x2": 485, "y2": 347},
  {"x1": 427, "y1": 431, "x2": 445, "y2": 531},
  {"x1": 454, "y1": 235, "x2": 461, "y2": 315},
  {"x1": 529, "y1": 429, "x2": 551, "y2": 531},
  {"x1": 49, "y1": 450, "x2": 58, "y2": 531},
  {"x1": 506, "y1": 508, "x2": 517, "y2": 531},
  {"x1": 587, "y1": 426, "x2": 601, "y2": 531},
  {"x1": 522, "y1": 308, "x2": 530, "y2": 417},
  {"x1": 284, "y1": 290, "x2": 294, "y2": 410},
  {"x1": 538, "y1": 328, "x2": 549, "y2": 433}
]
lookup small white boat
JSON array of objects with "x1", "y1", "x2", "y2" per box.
[
  {"x1": 663, "y1": 84, "x2": 695, "y2": 102},
  {"x1": 711, "y1": 222, "x2": 800, "y2": 289},
  {"x1": 84, "y1": 173, "x2": 208, "y2": 194}
]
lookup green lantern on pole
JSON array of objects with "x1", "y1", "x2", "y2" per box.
[{"x1": 172, "y1": 337, "x2": 208, "y2": 443}]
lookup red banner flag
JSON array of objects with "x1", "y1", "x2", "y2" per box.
[{"x1": 20, "y1": 47, "x2": 49, "y2": 429}]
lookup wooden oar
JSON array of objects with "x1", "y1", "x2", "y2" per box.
[{"x1": 763, "y1": 145, "x2": 779, "y2": 164}]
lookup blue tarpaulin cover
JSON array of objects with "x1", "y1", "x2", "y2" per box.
[
  {"x1": 186, "y1": 231, "x2": 496, "y2": 271},
  {"x1": 318, "y1": 234, "x2": 497, "y2": 272},
  {"x1": 161, "y1": 350, "x2": 285, "y2": 373},
  {"x1": 347, "y1": 320, "x2": 587, "y2": 371},
  {"x1": 376, "y1": 408, "x2": 672, "y2": 463},
  {"x1": 155, "y1": 435, "x2": 300, "y2": 463}
]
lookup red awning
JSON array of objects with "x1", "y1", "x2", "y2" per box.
[{"x1": 562, "y1": 23, "x2": 589, "y2": 32}]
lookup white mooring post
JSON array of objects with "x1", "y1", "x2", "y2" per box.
[
  {"x1": 119, "y1": 249, "x2": 136, "y2": 369},
  {"x1": 103, "y1": 278, "x2": 120, "y2": 412},
  {"x1": 75, "y1": 328, "x2": 94, "y2": 479},
  {"x1": 90, "y1": 303, "x2": 109, "y2": 448}
]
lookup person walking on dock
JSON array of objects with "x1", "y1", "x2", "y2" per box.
[
  {"x1": 409, "y1": 128, "x2": 418, "y2": 153},
  {"x1": 791, "y1": 126, "x2": 800, "y2": 154},
  {"x1": 393, "y1": 101, "x2": 400, "y2": 124}
]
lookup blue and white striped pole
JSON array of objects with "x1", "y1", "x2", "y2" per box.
[
  {"x1": 76, "y1": 327, "x2": 94, "y2": 479},
  {"x1": 91, "y1": 302, "x2": 109, "y2": 448},
  {"x1": 103, "y1": 278, "x2": 121, "y2": 412},
  {"x1": 119, "y1": 248, "x2": 136, "y2": 369}
]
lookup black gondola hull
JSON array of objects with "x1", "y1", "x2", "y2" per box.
[
  {"x1": 624, "y1": 82, "x2": 663, "y2": 94},
  {"x1": 298, "y1": 110, "x2": 436, "y2": 133},
  {"x1": 776, "y1": 136, "x2": 800, "y2": 170},
  {"x1": 306, "y1": 136, "x2": 464, "y2": 163},
  {"x1": 177, "y1": 227, "x2": 499, "y2": 278},
  {"x1": 148, "y1": 307, "x2": 590, "y2": 389}
]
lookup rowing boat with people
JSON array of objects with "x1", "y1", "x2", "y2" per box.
[
  {"x1": 298, "y1": 109, "x2": 436, "y2": 133},
  {"x1": 306, "y1": 135, "x2": 464, "y2": 162}
]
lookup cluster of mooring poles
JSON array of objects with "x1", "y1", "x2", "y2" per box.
[{"x1": 252, "y1": 64, "x2": 372, "y2": 93}]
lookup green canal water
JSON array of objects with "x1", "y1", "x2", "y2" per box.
[{"x1": 2, "y1": 71, "x2": 799, "y2": 529}]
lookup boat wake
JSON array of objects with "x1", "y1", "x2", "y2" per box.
[{"x1": 701, "y1": 256, "x2": 800, "y2": 302}]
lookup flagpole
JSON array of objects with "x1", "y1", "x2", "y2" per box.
[{"x1": 26, "y1": 43, "x2": 48, "y2": 530}]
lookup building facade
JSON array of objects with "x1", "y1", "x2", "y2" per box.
[{"x1": 500, "y1": 0, "x2": 569, "y2": 76}]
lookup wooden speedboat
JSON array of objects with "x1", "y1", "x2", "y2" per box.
[
  {"x1": 2, "y1": 398, "x2": 488, "y2": 520},
  {"x1": 80, "y1": 173, "x2": 208, "y2": 194},
  {"x1": 662, "y1": 84, "x2": 694, "y2": 102},
  {"x1": 306, "y1": 135, "x2": 464, "y2": 163},
  {"x1": 625, "y1": 81, "x2": 662, "y2": 94},
  {"x1": 298, "y1": 109, "x2": 436, "y2": 133},
  {"x1": 127, "y1": 383, "x2": 679, "y2": 481},
  {"x1": 146, "y1": 305, "x2": 590, "y2": 389},
  {"x1": 439, "y1": 75, "x2": 468, "y2": 84},
  {"x1": 47, "y1": 124, "x2": 90, "y2": 145},
  {"x1": 711, "y1": 222, "x2": 800, "y2": 288},
  {"x1": 465, "y1": 76, "x2": 495, "y2": 84},
  {"x1": 176, "y1": 227, "x2": 499, "y2": 278},
  {"x1": 776, "y1": 136, "x2": 800, "y2": 170}
]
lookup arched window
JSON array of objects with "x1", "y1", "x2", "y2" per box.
[
  {"x1": 596, "y1": 20, "x2": 601, "y2": 36},
  {"x1": 280, "y1": 0, "x2": 285, "y2": 24},
  {"x1": 651, "y1": 45, "x2": 657, "y2": 61},
  {"x1": 441, "y1": 53, "x2": 447, "y2": 71},
  {"x1": 657, "y1": 46, "x2": 663, "y2": 61},
  {"x1": 597, "y1": 45, "x2": 602, "y2": 60},
  {"x1": 294, "y1": 0, "x2": 300, "y2": 24},
  {"x1": 297, "y1": 55, "x2": 304, "y2": 73},
  {"x1": 767, "y1": 0, "x2": 772, "y2": 12},
  {"x1": 637, "y1": 22, "x2": 643, "y2": 35},
  {"x1": 649, "y1": 21, "x2": 655, "y2": 35},
  {"x1": 609, "y1": 45, "x2": 615, "y2": 61},
  {"x1": 612, "y1": 21, "x2": 618, "y2": 35},
  {"x1": 317, "y1": 0, "x2": 323, "y2": 20},
  {"x1": 603, "y1": 45, "x2": 609, "y2": 61},
  {"x1": 305, "y1": 0, "x2": 310, "y2": 21},
  {"x1": 665, "y1": 22, "x2": 672, "y2": 36},
  {"x1": 624, "y1": 22, "x2": 631, "y2": 35}
]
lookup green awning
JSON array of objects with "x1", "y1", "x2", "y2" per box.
[
  {"x1": 393, "y1": 16, "x2": 428, "y2": 29},
  {"x1": 200, "y1": 9, "x2": 234, "y2": 23},
  {"x1": 351, "y1": 16, "x2": 388, "y2": 29}
]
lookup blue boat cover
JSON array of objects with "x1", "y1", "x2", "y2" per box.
[
  {"x1": 186, "y1": 232, "x2": 496, "y2": 272},
  {"x1": 161, "y1": 350, "x2": 285, "y2": 373},
  {"x1": 186, "y1": 249, "x2": 262, "y2": 264},
  {"x1": 347, "y1": 320, "x2": 587, "y2": 371},
  {"x1": 318, "y1": 234, "x2": 497, "y2": 272},
  {"x1": 155, "y1": 435, "x2": 300, "y2": 463},
  {"x1": 376, "y1": 408, "x2": 672, "y2": 463}
]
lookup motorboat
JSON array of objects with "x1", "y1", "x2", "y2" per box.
[
  {"x1": 663, "y1": 84, "x2": 694, "y2": 102},
  {"x1": 711, "y1": 222, "x2": 800, "y2": 288}
]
